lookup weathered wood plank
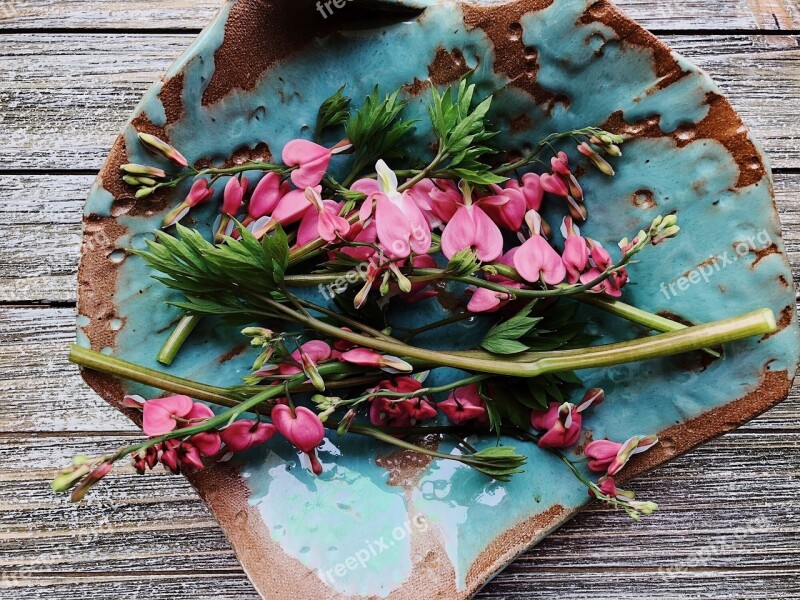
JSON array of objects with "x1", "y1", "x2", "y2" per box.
[
  {"x1": 1, "y1": 432, "x2": 799, "y2": 599},
  {"x1": 0, "y1": 34, "x2": 799, "y2": 171},
  {"x1": 1, "y1": 0, "x2": 798, "y2": 31}
]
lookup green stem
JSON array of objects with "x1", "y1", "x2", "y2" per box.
[
  {"x1": 574, "y1": 293, "x2": 720, "y2": 358},
  {"x1": 259, "y1": 293, "x2": 775, "y2": 377},
  {"x1": 157, "y1": 315, "x2": 201, "y2": 365},
  {"x1": 397, "y1": 148, "x2": 446, "y2": 192}
]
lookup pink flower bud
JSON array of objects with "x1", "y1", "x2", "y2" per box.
[
  {"x1": 248, "y1": 172, "x2": 283, "y2": 219},
  {"x1": 138, "y1": 132, "x2": 188, "y2": 167},
  {"x1": 186, "y1": 179, "x2": 214, "y2": 207},
  {"x1": 222, "y1": 176, "x2": 248, "y2": 216},
  {"x1": 560, "y1": 216, "x2": 589, "y2": 284}
]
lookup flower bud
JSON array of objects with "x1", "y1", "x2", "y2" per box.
[
  {"x1": 120, "y1": 163, "x2": 166, "y2": 178},
  {"x1": 138, "y1": 132, "x2": 189, "y2": 167},
  {"x1": 135, "y1": 187, "x2": 155, "y2": 199},
  {"x1": 578, "y1": 142, "x2": 615, "y2": 176}
]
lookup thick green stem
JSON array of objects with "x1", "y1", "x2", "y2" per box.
[
  {"x1": 157, "y1": 315, "x2": 201, "y2": 365},
  {"x1": 261, "y1": 294, "x2": 775, "y2": 377}
]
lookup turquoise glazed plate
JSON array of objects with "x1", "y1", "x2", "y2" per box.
[{"x1": 77, "y1": 0, "x2": 800, "y2": 598}]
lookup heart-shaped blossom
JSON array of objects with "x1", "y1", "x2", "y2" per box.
[
  {"x1": 221, "y1": 420, "x2": 277, "y2": 452},
  {"x1": 438, "y1": 383, "x2": 488, "y2": 425},
  {"x1": 271, "y1": 405, "x2": 326, "y2": 474},
  {"x1": 282, "y1": 139, "x2": 333, "y2": 189},
  {"x1": 585, "y1": 435, "x2": 658, "y2": 475},
  {"x1": 561, "y1": 216, "x2": 589, "y2": 284},
  {"x1": 513, "y1": 211, "x2": 566, "y2": 285},
  {"x1": 142, "y1": 395, "x2": 194, "y2": 437},
  {"x1": 440, "y1": 181, "x2": 503, "y2": 262},
  {"x1": 466, "y1": 248, "x2": 521, "y2": 313},
  {"x1": 373, "y1": 160, "x2": 432, "y2": 259},
  {"x1": 339, "y1": 347, "x2": 413, "y2": 373},
  {"x1": 506, "y1": 172, "x2": 544, "y2": 211}
]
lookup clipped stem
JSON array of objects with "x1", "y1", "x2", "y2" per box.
[{"x1": 157, "y1": 314, "x2": 201, "y2": 365}]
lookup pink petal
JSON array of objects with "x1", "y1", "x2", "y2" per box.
[
  {"x1": 514, "y1": 235, "x2": 566, "y2": 285},
  {"x1": 282, "y1": 140, "x2": 332, "y2": 189},
  {"x1": 399, "y1": 193, "x2": 432, "y2": 255},
  {"x1": 470, "y1": 205, "x2": 504, "y2": 262},
  {"x1": 467, "y1": 287, "x2": 506, "y2": 313},
  {"x1": 375, "y1": 193, "x2": 413, "y2": 259},
  {"x1": 440, "y1": 205, "x2": 476, "y2": 259},
  {"x1": 249, "y1": 172, "x2": 283, "y2": 219},
  {"x1": 271, "y1": 405, "x2": 325, "y2": 453},
  {"x1": 272, "y1": 187, "x2": 315, "y2": 225},
  {"x1": 142, "y1": 395, "x2": 194, "y2": 437},
  {"x1": 191, "y1": 431, "x2": 222, "y2": 456}
]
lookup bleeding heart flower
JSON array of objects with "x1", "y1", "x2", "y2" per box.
[
  {"x1": 221, "y1": 420, "x2": 277, "y2": 452},
  {"x1": 480, "y1": 184, "x2": 527, "y2": 231},
  {"x1": 142, "y1": 395, "x2": 194, "y2": 437},
  {"x1": 277, "y1": 340, "x2": 332, "y2": 375},
  {"x1": 530, "y1": 401, "x2": 582, "y2": 449},
  {"x1": 369, "y1": 377, "x2": 426, "y2": 428},
  {"x1": 245, "y1": 172, "x2": 287, "y2": 224},
  {"x1": 182, "y1": 403, "x2": 221, "y2": 456},
  {"x1": 506, "y1": 172, "x2": 544, "y2": 211},
  {"x1": 514, "y1": 212, "x2": 566, "y2": 285},
  {"x1": 440, "y1": 181, "x2": 503, "y2": 262},
  {"x1": 373, "y1": 160, "x2": 432, "y2": 259},
  {"x1": 304, "y1": 187, "x2": 350, "y2": 242},
  {"x1": 438, "y1": 383, "x2": 488, "y2": 425},
  {"x1": 222, "y1": 176, "x2": 248, "y2": 216},
  {"x1": 339, "y1": 348, "x2": 413, "y2": 373},
  {"x1": 467, "y1": 247, "x2": 520, "y2": 313},
  {"x1": 585, "y1": 435, "x2": 658, "y2": 475},
  {"x1": 162, "y1": 179, "x2": 214, "y2": 228},
  {"x1": 561, "y1": 216, "x2": 589, "y2": 284},
  {"x1": 282, "y1": 139, "x2": 333, "y2": 189},
  {"x1": 271, "y1": 405, "x2": 326, "y2": 475}
]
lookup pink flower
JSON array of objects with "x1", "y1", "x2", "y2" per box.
[
  {"x1": 441, "y1": 181, "x2": 503, "y2": 262},
  {"x1": 142, "y1": 395, "x2": 194, "y2": 437},
  {"x1": 506, "y1": 173, "x2": 544, "y2": 211},
  {"x1": 271, "y1": 405, "x2": 326, "y2": 475},
  {"x1": 369, "y1": 377, "x2": 425, "y2": 428},
  {"x1": 402, "y1": 397, "x2": 437, "y2": 422},
  {"x1": 282, "y1": 139, "x2": 333, "y2": 189},
  {"x1": 585, "y1": 435, "x2": 658, "y2": 475},
  {"x1": 278, "y1": 340, "x2": 332, "y2": 375},
  {"x1": 339, "y1": 348, "x2": 413, "y2": 373},
  {"x1": 480, "y1": 184, "x2": 527, "y2": 231},
  {"x1": 183, "y1": 403, "x2": 221, "y2": 456},
  {"x1": 303, "y1": 187, "x2": 350, "y2": 243},
  {"x1": 271, "y1": 186, "x2": 316, "y2": 226},
  {"x1": 179, "y1": 442, "x2": 205, "y2": 470},
  {"x1": 162, "y1": 179, "x2": 214, "y2": 228},
  {"x1": 373, "y1": 160, "x2": 431, "y2": 259},
  {"x1": 467, "y1": 248, "x2": 520, "y2": 313},
  {"x1": 427, "y1": 179, "x2": 462, "y2": 225},
  {"x1": 530, "y1": 401, "x2": 583, "y2": 449},
  {"x1": 246, "y1": 172, "x2": 287, "y2": 223},
  {"x1": 580, "y1": 238, "x2": 628, "y2": 297},
  {"x1": 438, "y1": 383, "x2": 488, "y2": 425},
  {"x1": 186, "y1": 179, "x2": 214, "y2": 207},
  {"x1": 561, "y1": 216, "x2": 589, "y2": 284},
  {"x1": 514, "y1": 212, "x2": 566, "y2": 285},
  {"x1": 221, "y1": 420, "x2": 277, "y2": 452},
  {"x1": 222, "y1": 176, "x2": 248, "y2": 216}
]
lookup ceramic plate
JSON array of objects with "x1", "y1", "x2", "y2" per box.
[{"x1": 77, "y1": 0, "x2": 800, "y2": 597}]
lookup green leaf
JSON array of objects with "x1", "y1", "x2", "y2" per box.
[
  {"x1": 480, "y1": 338, "x2": 530, "y2": 355},
  {"x1": 316, "y1": 85, "x2": 351, "y2": 137}
]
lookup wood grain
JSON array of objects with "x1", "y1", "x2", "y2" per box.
[
  {"x1": 0, "y1": 33, "x2": 799, "y2": 171},
  {"x1": 1, "y1": 0, "x2": 798, "y2": 30},
  {"x1": 3, "y1": 0, "x2": 800, "y2": 598}
]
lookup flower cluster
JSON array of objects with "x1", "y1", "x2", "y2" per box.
[{"x1": 54, "y1": 81, "x2": 777, "y2": 519}]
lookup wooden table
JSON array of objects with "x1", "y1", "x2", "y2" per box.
[{"x1": 1, "y1": 1, "x2": 799, "y2": 598}]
